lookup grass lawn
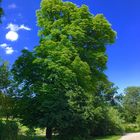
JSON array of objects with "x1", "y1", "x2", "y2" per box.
[
  {"x1": 94, "y1": 135, "x2": 121, "y2": 140},
  {"x1": 16, "y1": 135, "x2": 122, "y2": 140},
  {"x1": 17, "y1": 135, "x2": 121, "y2": 140},
  {"x1": 17, "y1": 135, "x2": 45, "y2": 140}
]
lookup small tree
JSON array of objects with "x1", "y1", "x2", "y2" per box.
[
  {"x1": 0, "y1": 61, "x2": 10, "y2": 92},
  {"x1": 123, "y1": 87, "x2": 140, "y2": 122},
  {"x1": 0, "y1": 60, "x2": 14, "y2": 120}
]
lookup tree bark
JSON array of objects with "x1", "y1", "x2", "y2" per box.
[{"x1": 46, "y1": 127, "x2": 52, "y2": 140}]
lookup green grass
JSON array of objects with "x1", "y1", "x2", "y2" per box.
[
  {"x1": 94, "y1": 135, "x2": 121, "y2": 140},
  {"x1": 17, "y1": 135, "x2": 121, "y2": 140},
  {"x1": 17, "y1": 135, "x2": 45, "y2": 140}
]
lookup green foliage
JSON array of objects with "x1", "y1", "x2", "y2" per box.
[
  {"x1": 0, "y1": 120, "x2": 19, "y2": 140},
  {"x1": 12, "y1": 0, "x2": 118, "y2": 139},
  {"x1": 88, "y1": 106, "x2": 124, "y2": 137},
  {"x1": 123, "y1": 87, "x2": 140, "y2": 122},
  {"x1": 123, "y1": 123, "x2": 140, "y2": 133},
  {"x1": 120, "y1": 87, "x2": 140, "y2": 133},
  {"x1": 0, "y1": 61, "x2": 10, "y2": 91},
  {"x1": 25, "y1": 128, "x2": 36, "y2": 137},
  {"x1": 0, "y1": 93, "x2": 14, "y2": 119},
  {"x1": 106, "y1": 107, "x2": 124, "y2": 134},
  {"x1": 0, "y1": 61, "x2": 15, "y2": 119},
  {"x1": 121, "y1": 87, "x2": 140, "y2": 133},
  {"x1": 136, "y1": 115, "x2": 140, "y2": 128},
  {"x1": 95, "y1": 81, "x2": 121, "y2": 106}
]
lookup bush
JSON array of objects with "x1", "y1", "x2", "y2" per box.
[
  {"x1": 106, "y1": 107, "x2": 124, "y2": 135},
  {"x1": 136, "y1": 114, "x2": 140, "y2": 128},
  {"x1": 89, "y1": 107, "x2": 124, "y2": 136},
  {"x1": 122, "y1": 114, "x2": 140, "y2": 133},
  {"x1": 25, "y1": 128, "x2": 36, "y2": 137},
  {"x1": 0, "y1": 120, "x2": 19, "y2": 140}
]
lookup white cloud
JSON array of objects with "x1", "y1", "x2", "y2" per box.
[
  {"x1": 6, "y1": 23, "x2": 31, "y2": 41},
  {"x1": 0, "y1": 43, "x2": 14, "y2": 55},
  {"x1": 6, "y1": 31, "x2": 18, "y2": 41},
  {"x1": 6, "y1": 23, "x2": 31, "y2": 32},
  {"x1": 8, "y1": 4, "x2": 17, "y2": 9},
  {"x1": 0, "y1": 43, "x2": 8, "y2": 48},
  {"x1": 6, "y1": 23, "x2": 19, "y2": 31},
  {"x1": 19, "y1": 25, "x2": 31, "y2": 31},
  {"x1": 5, "y1": 47, "x2": 14, "y2": 54}
]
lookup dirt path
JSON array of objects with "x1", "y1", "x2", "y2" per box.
[{"x1": 120, "y1": 133, "x2": 140, "y2": 140}]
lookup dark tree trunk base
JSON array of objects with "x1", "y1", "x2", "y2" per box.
[{"x1": 46, "y1": 127, "x2": 52, "y2": 140}]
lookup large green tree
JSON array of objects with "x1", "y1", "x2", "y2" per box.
[{"x1": 12, "y1": 0, "x2": 116, "y2": 139}]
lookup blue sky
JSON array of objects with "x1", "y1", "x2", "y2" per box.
[{"x1": 0, "y1": 0, "x2": 140, "y2": 93}]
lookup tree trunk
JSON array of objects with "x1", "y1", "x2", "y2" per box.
[{"x1": 46, "y1": 127, "x2": 52, "y2": 140}]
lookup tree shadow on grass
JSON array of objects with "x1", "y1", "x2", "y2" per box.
[{"x1": 17, "y1": 135, "x2": 46, "y2": 140}]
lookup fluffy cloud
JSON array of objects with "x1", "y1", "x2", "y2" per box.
[
  {"x1": 6, "y1": 31, "x2": 18, "y2": 41},
  {"x1": 5, "y1": 47, "x2": 14, "y2": 54},
  {"x1": 0, "y1": 43, "x2": 14, "y2": 55},
  {"x1": 5, "y1": 23, "x2": 31, "y2": 42},
  {"x1": 0, "y1": 43, "x2": 8, "y2": 48},
  {"x1": 8, "y1": 3, "x2": 17, "y2": 9}
]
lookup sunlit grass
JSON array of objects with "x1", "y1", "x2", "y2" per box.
[{"x1": 94, "y1": 135, "x2": 121, "y2": 140}]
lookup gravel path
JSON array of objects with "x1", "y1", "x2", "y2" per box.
[{"x1": 120, "y1": 133, "x2": 140, "y2": 140}]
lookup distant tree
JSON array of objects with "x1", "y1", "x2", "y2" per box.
[
  {"x1": 12, "y1": 0, "x2": 116, "y2": 139},
  {"x1": 96, "y1": 81, "x2": 120, "y2": 105},
  {"x1": 123, "y1": 87, "x2": 140, "y2": 122},
  {"x1": 0, "y1": 61, "x2": 10, "y2": 94},
  {"x1": 0, "y1": 60, "x2": 14, "y2": 120},
  {"x1": 0, "y1": 93, "x2": 14, "y2": 120}
]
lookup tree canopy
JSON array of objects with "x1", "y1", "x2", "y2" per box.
[{"x1": 12, "y1": 0, "x2": 120, "y2": 139}]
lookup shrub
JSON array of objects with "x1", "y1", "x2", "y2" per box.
[
  {"x1": 89, "y1": 107, "x2": 124, "y2": 136},
  {"x1": 106, "y1": 107, "x2": 124, "y2": 135},
  {"x1": 124, "y1": 123, "x2": 139, "y2": 132},
  {"x1": 0, "y1": 120, "x2": 19, "y2": 140},
  {"x1": 136, "y1": 114, "x2": 140, "y2": 128}
]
